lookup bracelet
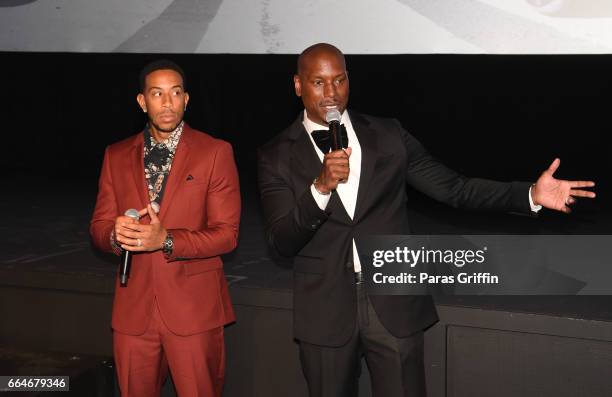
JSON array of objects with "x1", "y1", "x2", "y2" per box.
[{"x1": 313, "y1": 178, "x2": 331, "y2": 195}]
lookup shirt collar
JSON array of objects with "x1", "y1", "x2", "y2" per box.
[
  {"x1": 302, "y1": 109, "x2": 352, "y2": 135},
  {"x1": 144, "y1": 121, "x2": 184, "y2": 154}
]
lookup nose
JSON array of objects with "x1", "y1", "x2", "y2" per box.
[
  {"x1": 161, "y1": 92, "x2": 172, "y2": 107},
  {"x1": 323, "y1": 81, "x2": 336, "y2": 99}
]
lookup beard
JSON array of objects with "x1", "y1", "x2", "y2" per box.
[{"x1": 149, "y1": 116, "x2": 183, "y2": 134}]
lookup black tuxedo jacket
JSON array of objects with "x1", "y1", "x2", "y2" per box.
[{"x1": 257, "y1": 111, "x2": 531, "y2": 346}]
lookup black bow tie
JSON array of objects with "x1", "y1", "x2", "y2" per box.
[{"x1": 311, "y1": 124, "x2": 349, "y2": 154}]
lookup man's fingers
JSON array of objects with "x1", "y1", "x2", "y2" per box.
[
  {"x1": 546, "y1": 158, "x2": 561, "y2": 175},
  {"x1": 121, "y1": 244, "x2": 146, "y2": 252},
  {"x1": 325, "y1": 156, "x2": 350, "y2": 166},
  {"x1": 119, "y1": 236, "x2": 141, "y2": 247},
  {"x1": 326, "y1": 149, "x2": 349, "y2": 159},
  {"x1": 137, "y1": 207, "x2": 149, "y2": 217},
  {"x1": 116, "y1": 215, "x2": 138, "y2": 225},
  {"x1": 329, "y1": 164, "x2": 350, "y2": 176},
  {"x1": 147, "y1": 204, "x2": 160, "y2": 224},
  {"x1": 569, "y1": 180, "x2": 595, "y2": 189},
  {"x1": 117, "y1": 228, "x2": 148, "y2": 240},
  {"x1": 328, "y1": 162, "x2": 350, "y2": 171},
  {"x1": 325, "y1": 162, "x2": 350, "y2": 170},
  {"x1": 344, "y1": 147, "x2": 352, "y2": 157},
  {"x1": 120, "y1": 222, "x2": 145, "y2": 232},
  {"x1": 569, "y1": 189, "x2": 596, "y2": 198}
]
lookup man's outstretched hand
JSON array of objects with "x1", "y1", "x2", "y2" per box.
[{"x1": 531, "y1": 158, "x2": 596, "y2": 214}]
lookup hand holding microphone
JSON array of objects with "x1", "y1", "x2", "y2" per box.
[
  {"x1": 313, "y1": 109, "x2": 352, "y2": 194},
  {"x1": 115, "y1": 203, "x2": 165, "y2": 252},
  {"x1": 115, "y1": 203, "x2": 164, "y2": 287}
]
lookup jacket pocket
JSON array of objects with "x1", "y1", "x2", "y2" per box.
[{"x1": 182, "y1": 256, "x2": 223, "y2": 276}]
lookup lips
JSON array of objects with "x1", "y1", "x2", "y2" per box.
[{"x1": 159, "y1": 113, "x2": 176, "y2": 122}]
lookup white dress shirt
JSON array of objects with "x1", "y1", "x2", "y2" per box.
[{"x1": 303, "y1": 110, "x2": 364, "y2": 272}]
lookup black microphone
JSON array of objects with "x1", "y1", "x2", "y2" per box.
[
  {"x1": 325, "y1": 109, "x2": 342, "y2": 151},
  {"x1": 119, "y1": 208, "x2": 140, "y2": 287}
]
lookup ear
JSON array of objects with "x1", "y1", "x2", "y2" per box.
[
  {"x1": 136, "y1": 93, "x2": 147, "y2": 113},
  {"x1": 183, "y1": 92, "x2": 190, "y2": 110},
  {"x1": 293, "y1": 74, "x2": 302, "y2": 97}
]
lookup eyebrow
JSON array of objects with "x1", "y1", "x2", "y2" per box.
[
  {"x1": 148, "y1": 85, "x2": 184, "y2": 91},
  {"x1": 310, "y1": 73, "x2": 347, "y2": 80}
]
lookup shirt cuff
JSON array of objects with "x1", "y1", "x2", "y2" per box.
[
  {"x1": 528, "y1": 185, "x2": 542, "y2": 213},
  {"x1": 311, "y1": 184, "x2": 331, "y2": 210}
]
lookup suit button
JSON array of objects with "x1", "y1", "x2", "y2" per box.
[
  {"x1": 346, "y1": 261, "x2": 353, "y2": 269},
  {"x1": 311, "y1": 224, "x2": 318, "y2": 230}
]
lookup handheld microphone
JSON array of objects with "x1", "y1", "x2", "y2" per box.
[
  {"x1": 325, "y1": 109, "x2": 342, "y2": 151},
  {"x1": 119, "y1": 208, "x2": 140, "y2": 287}
]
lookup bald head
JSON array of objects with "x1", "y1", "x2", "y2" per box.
[
  {"x1": 294, "y1": 43, "x2": 350, "y2": 126},
  {"x1": 297, "y1": 43, "x2": 346, "y2": 76}
]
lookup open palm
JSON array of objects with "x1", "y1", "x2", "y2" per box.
[{"x1": 532, "y1": 158, "x2": 596, "y2": 214}]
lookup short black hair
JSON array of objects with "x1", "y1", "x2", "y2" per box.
[{"x1": 139, "y1": 59, "x2": 186, "y2": 93}]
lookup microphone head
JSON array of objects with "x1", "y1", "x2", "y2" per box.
[
  {"x1": 325, "y1": 109, "x2": 342, "y2": 124},
  {"x1": 124, "y1": 208, "x2": 140, "y2": 220},
  {"x1": 150, "y1": 201, "x2": 160, "y2": 214}
]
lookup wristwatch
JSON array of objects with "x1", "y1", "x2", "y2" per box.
[{"x1": 162, "y1": 231, "x2": 174, "y2": 255}]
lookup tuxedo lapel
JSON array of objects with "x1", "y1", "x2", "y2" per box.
[
  {"x1": 158, "y1": 127, "x2": 191, "y2": 222},
  {"x1": 289, "y1": 123, "x2": 322, "y2": 190},
  {"x1": 352, "y1": 112, "x2": 379, "y2": 223},
  {"x1": 130, "y1": 134, "x2": 148, "y2": 210},
  {"x1": 288, "y1": 115, "x2": 352, "y2": 223}
]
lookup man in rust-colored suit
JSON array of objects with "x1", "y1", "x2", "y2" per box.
[{"x1": 90, "y1": 60, "x2": 240, "y2": 397}]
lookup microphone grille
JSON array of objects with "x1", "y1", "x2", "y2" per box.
[
  {"x1": 124, "y1": 208, "x2": 140, "y2": 220},
  {"x1": 325, "y1": 109, "x2": 341, "y2": 124}
]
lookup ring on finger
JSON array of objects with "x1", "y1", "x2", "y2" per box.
[{"x1": 137, "y1": 238, "x2": 142, "y2": 247}]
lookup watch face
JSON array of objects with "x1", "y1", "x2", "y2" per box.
[{"x1": 163, "y1": 236, "x2": 173, "y2": 252}]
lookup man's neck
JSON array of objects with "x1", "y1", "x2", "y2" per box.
[
  {"x1": 148, "y1": 121, "x2": 183, "y2": 143},
  {"x1": 151, "y1": 129, "x2": 171, "y2": 143},
  {"x1": 305, "y1": 112, "x2": 327, "y2": 128}
]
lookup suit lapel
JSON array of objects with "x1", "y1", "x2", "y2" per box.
[
  {"x1": 130, "y1": 134, "x2": 148, "y2": 210},
  {"x1": 352, "y1": 112, "x2": 379, "y2": 223},
  {"x1": 159, "y1": 126, "x2": 191, "y2": 222},
  {"x1": 288, "y1": 114, "x2": 353, "y2": 223},
  {"x1": 289, "y1": 117, "x2": 321, "y2": 189}
]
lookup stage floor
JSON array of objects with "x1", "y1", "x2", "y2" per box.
[{"x1": 1, "y1": 176, "x2": 611, "y2": 321}]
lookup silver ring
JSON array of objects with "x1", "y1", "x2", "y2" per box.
[{"x1": 137, "y1": 238, "x2": 142, "y2": 247}]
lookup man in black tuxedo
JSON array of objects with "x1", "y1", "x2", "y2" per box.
[{"x1": 257, "y1": 43, "x2": 595, "y2": 397}]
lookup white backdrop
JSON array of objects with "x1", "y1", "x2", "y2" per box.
[{"x1": 1, "y1": 0, "x2": 612, "y2": 53}]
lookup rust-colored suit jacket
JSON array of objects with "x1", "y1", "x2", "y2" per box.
[{"x1": 90, "y1": 124, "x2": 240, "y2": 336}]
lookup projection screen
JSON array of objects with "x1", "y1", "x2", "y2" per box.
[{"x1": 1, "y1": 0, "x2": 612, "y2": 53}]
